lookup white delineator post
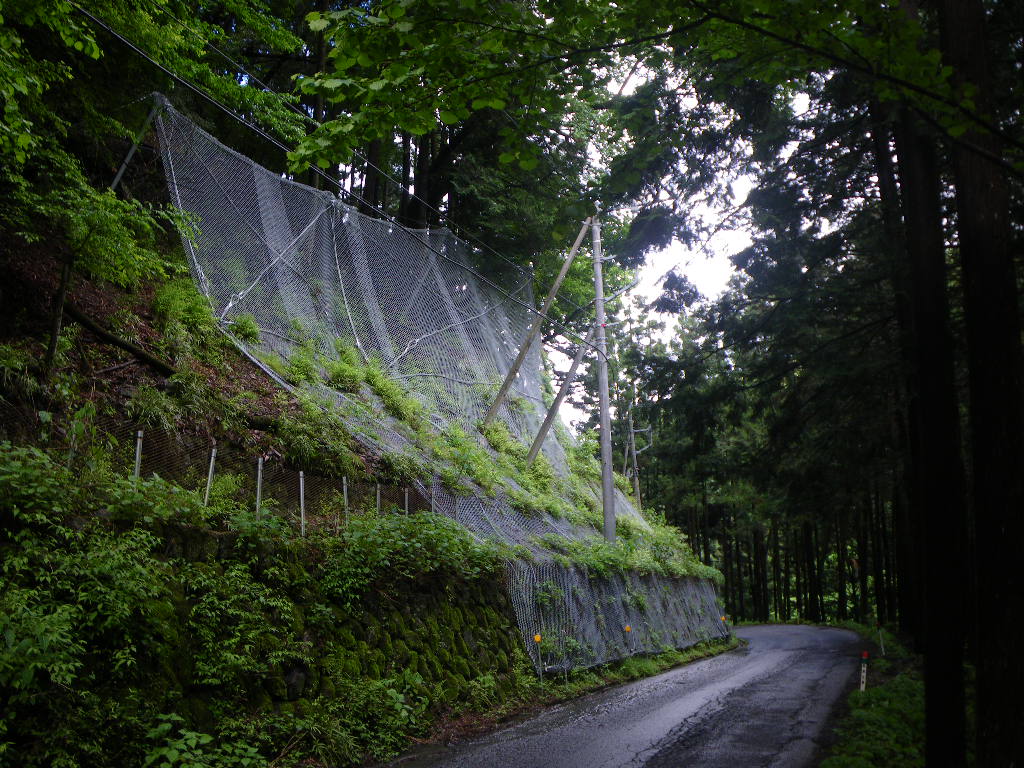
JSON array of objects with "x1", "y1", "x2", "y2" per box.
[
  {"x1": 591, "y1": 208, "x2": 616, "y2": 543},
  {"x1": 860, "y1": 651, "x2": 869, "y2": 691}
]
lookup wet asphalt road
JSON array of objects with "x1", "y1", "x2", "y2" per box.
[{"x1": 390, "y1": 625, "x2": 862, "y2": 768}]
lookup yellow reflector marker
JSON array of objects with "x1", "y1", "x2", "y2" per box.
[
  {"x1": 624, "y1": 625, "x2": 632, "y2": 633},
  {"x1": 534, "y1": 634, "x2": 542, "y2": 643}
]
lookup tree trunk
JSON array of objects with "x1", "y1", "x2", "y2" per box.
[
  {"x1": 892, "y1": 106, "x2": 968, "y2": 767},
  {"x1": 871, "y1": 488, "x2": 888, "y2": 623},
  {"x1": 802, "y1": 522, "x2": 820, "y2": 623},
  {"x1": 770, "y1": 521, "x2": 782, "y2": 621},
  {"x1": 43, "y1": 256, "x2": 75, "y2": 380},
  {"x1": 938, "y1": 2, "x2": 1024, "y2": 762},
  {"x1": 857, "y1": 502, "x2": 869, "y2": 623},
  {"x1": 836, "y1": 513, "x2": 847, "y2": 621}
]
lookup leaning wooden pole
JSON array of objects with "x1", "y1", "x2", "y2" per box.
[
  {"x1": 591, "y1": 209, "x2": 616, "y2": 542},
  {"x1": 526, "y1": 323, "x2": 597, "y2": 465},
  {"x1": 483, "y1": 217, "x2": 592, "y2": 426}
]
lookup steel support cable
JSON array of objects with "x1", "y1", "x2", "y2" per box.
[
  {"x1": 136, "y1": 0, "x2": 591, "y2": 314},
  {"x1": 71, "y1": 3, "x2": 607, "y2": 361}
]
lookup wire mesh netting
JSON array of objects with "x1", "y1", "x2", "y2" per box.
[{"x1": 153, "y1": 98, "x2": 726, "y2": 671}]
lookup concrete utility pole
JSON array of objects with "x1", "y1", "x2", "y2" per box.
[
  {"x1": 591, "y1": 208, "x2": 616, "y2": 542},
  {"x1": 483, "y1": 217, "x2": 592, "y2": 426}
]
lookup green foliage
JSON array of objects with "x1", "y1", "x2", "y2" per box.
[
  {"x1": 431, "y1": 424, "x2": 499, "y2": 493},
  {"x1": 151, "y1": 278, "x2": 214, "y2": 335},
  {"x1": 324, "y1": 357, "x2": 364, "y2": 393},
  {"x1": 821, "y1": 673, "x2": 925, "y2": 767},
  {"x1": 143, "y1": 714, "x2": 263, "y2": 768},
  {"x1": 315, "y1": 512, "x2": 498, "y2": 610},
  {"x1": 0, "y1": 439, "x2": 511, "y2": 766},
  {"x1": 276, "y1": 394, "x2": 364, "y2": 478},
  {"x1": 364, "y1": 361, "x2": 423, "y2": 426},
  {"x1": 481, "y1": 420, "x2": 527, "y2": 461},
  {"x1": 379, "y1": 448, "x2": 429, "y2": 485},
  {"x1": 153, "y1": 279, "x2": 222, "y2": 363},
  {"x1": 535, "y1": 581, "x2": 565, "y2": 607},
  {"x1": 184, "y1": 560, "x2": 308, "y2": 693},
  {"x1": 284, "y1": 344, "x2": 320, "y2": 385},
  {"x1": 228, "y1": 314, "x2": 260, "y2": 345},
  {"x1": 0, "y1": 342, "x2": 42, "y2": 400},
  {"x1": 127, "y1": 384, "x2": 180, "y2": 432}
]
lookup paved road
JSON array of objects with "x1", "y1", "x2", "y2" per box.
[{"x1": 390, "y1": 625, "x2": 862, "y2": 768}]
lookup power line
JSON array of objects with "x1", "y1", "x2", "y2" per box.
[{"x1": 71, "y1": 1, "x2": 605, "y2": 358}]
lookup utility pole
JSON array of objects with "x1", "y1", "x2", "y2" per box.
[
  {"x1": 592, "y1": 207, "x2": 616, "y2": 542},
  {"x1": 483, "y1": 217, "x2": 591, "y2": 426}
]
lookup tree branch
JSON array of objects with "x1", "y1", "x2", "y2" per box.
[{"x1": 64, "y1": 302, "x2": 176, "y2": 378}]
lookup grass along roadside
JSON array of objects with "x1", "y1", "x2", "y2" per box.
[{"x1": 820, "y1": 621, "x2": 927, "y2": 767}]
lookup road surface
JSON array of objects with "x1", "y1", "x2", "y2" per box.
[{"x1": 390, "y1": 625, "x2": 862, "y2": 768}]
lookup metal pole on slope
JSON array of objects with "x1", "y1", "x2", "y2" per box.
[
  {"x1": 203, "y1": 445, "x2": 217, "y2": 506},
  {"x1": 625, "y1": 396, "x2": 642, "y2": 509},
  {"x1": 483, "y1": 217, "x2": 592, "y2": 427},
  {"x1": 110, "y1": 97, "x2": 163, "y2": 192},
  {"x1": 591, "y1": 208, "x2": 616, "y2": 542},
  {"x1": 526, "y1": 323, "x2": 597, "y2": 465},
  {"x1": 133, "y1": 430, "x2": 144, "y2": 483}
]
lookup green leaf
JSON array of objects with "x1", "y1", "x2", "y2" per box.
[
  {"x1": 439, "y1": 110, "x2": 460, "y2": 125},
  {"x1": 308, "y1": 17, "x2": 329, "y2": 32}
]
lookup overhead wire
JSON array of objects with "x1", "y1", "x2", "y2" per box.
[{"x1": 70, "y1": 1, "x2": 607, "y2": 359}]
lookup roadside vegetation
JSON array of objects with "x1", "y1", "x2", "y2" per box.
[
  {"x1": 821, "y1": 621, "x2": 932, "y2": 768},
  {"x1": 0, "y1": 435, "x2": 735, "y2": 766}
]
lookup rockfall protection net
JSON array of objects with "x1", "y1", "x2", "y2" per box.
[{"x1": 155, "y1": 99, "x2": 726, "y2": 671}]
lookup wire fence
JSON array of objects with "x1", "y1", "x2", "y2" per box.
[
  {"x1": 0, "y1": 403, "x2": 430, "y2": 535},
  {"x1": 0, "y1": 98, "x2": 730, "y2": 675}
]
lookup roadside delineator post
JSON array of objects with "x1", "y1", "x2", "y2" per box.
[
  {"x1": 860, "y1": 651, "x2": 869, "y2": 692},
  {"x1": 534, "y1": 633, "x2": 543, "y2": 680}
]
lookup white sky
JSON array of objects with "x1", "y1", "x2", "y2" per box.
[
  {"x1": 558, "y1": 176, "x2": 754, "y2": 431},
  {"x1": 630, "y1": 176, "x2": 753, "y2": 307}
]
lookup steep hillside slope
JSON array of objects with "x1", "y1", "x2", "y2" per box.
[{"x1": 155, "y1": 99, "x2": 726, "y2": 672}]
